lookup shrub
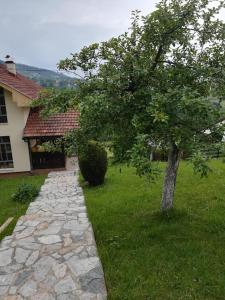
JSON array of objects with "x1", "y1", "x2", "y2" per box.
[
  {"x1": 12, "y1": 183, "x2": 39, "y2": 203},
  {"x1": 79, "y1": 141, "x2": 108, "y2": 186}
]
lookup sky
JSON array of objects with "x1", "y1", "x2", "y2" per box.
[
  {"x1": 0, "y1": 0, "x2": 225, "y2": 71},
  {"x1": 0, "y1": 0, "x2": 157, "y2": 70}
]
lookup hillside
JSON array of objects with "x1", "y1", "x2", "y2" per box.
[{"x1": 0, "y1": 60, "x2": 76, "y2": 88}]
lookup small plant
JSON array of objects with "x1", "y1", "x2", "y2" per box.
[
  {"x1": 12, "y1": 183, "x2": 39, "y2": 203},
  {"x1": 79, "y1": 140, "x2": 108, "y2": 186}
]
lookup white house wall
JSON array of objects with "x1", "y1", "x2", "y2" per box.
[{"x1": 0, "y1": 89, "x2": 31, "y2": 173}]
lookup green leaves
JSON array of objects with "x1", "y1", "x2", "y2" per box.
[
  {"x1": 32, "y1": 88, "x2": 78, "y2": 117},
  {"x1": 129, "y1": 134, "x2": 161, "y2": 182},
  {"x1": 152, "y1": 111, "x2": 169, "y2": 124},
  {"x1": 190, "y1": 151, "x2": 212, "y2": 178},
  {"x1": 35, "y1": 0, "x2": 225, "y2": 184},
  {"x1": 12, "y1": 183, "x2": 39, "y2": 204}
]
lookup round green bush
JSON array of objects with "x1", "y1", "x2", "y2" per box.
[
  {"x1": 12, "y1": 183, "x2": 39, "y2": 203},
  {"x1": 79, "y1": 141, "x2": 108, "y2": 186}
]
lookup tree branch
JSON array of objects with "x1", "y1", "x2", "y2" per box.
[
  {"x1": 150, "y1": 10, "x2": 192, "y2": 71},
  {"x1": 158, "y1": 60, "x2": 195, "y2": 69}
]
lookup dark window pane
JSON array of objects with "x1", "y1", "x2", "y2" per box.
[
  {"x1": 7, "y1": 162, "x2": 13, "y2": 168},
  {"x1": 0, "y1": 97, "x2": 5, "y2": 106},
  {"x1": 0, "y1": 116, "x2": 7, "y2": 123},
  {"x1": 6, "y1": 144, "x2": 11, "y2": 151},
  {"x1": 2, "y1": 152, "x2": 7, "y2": 160},
  {"x1": 0, "y1": 162, "x2": 5, "y2": 168},
  {"x1": 0, "y1": 106, "x2": 6, "y2": 115},
  {"x1": 0, "y1": 162, "x2": 13, "y2": 169},
  {"x1": 0, "y1": 89, "x2": 7, "y2": 123},
  {"x1": 2, "y1": 137, "x2": 9, "y2": 143},
  {"x1": 7, "y1": 153, "x2": 12, "y2": 160},
  {"x1": 0, "y1": 136, "x2": 13, "y2": 168}
]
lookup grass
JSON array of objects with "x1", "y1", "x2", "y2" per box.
[
  {"x1": 0, "y1": 174, "x2": 46, "y2": 241},
  {"x1": 82, "y1": 160, "x2": 225, "y2": 300}
]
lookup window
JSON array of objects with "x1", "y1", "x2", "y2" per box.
[
  {"x1": 0, "y1": 88, "x2": 7, "y2": 123},
  {"x1": 0, "y1": 136, "x2": 14, "y2": 168}
]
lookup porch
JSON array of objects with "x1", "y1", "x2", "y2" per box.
[
  {"x1": 23, "y1": 107, "x2": 79, "y2": 171},
  {"x1": 26, "y1": 137, "x2": 65, "y2": 170}
]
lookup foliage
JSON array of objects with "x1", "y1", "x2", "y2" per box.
[
  {"x1": 12, "y1": 183, "x2": 39, "y2": 204},
  {"x1": 32, "y1": 88, "x2": 79, "y2": 117},
  {"x1": 41, "y1": 129, "x2": 79, "y2": 157},
  {"x1": 129, "y1": 134, "x2": 161, "y2": 181},
  {"x1": 190, "y1": 151, "x2": 212, "y2": 177},
  {"x1": 79, "y1": 141, "x2": 108, "y2": 186},
  {"x1": 34, "y1": 0, "x2": 225, "y2": 209},
  {"x1": 111, "y1": 131, "x2": 136, "y2": 163}
]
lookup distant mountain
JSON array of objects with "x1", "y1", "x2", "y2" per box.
[{"x1": 0, "y1": 60, "x2": 76, "y2": 88}]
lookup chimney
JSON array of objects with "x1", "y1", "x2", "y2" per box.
[{"x1": 5, "y1": 55, "x2": 16, "y2": 75}]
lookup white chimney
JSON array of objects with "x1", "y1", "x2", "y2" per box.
[{"x1": 5, "y1": 55, "x2": 16, "y2": 75}]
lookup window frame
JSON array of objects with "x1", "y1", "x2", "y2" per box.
[
  {"x1": 0, "y1": 88, "x2": 8, "y2": 124},
  {"x1": 0, "y1": 136, "x2": 14, "y2": 169}
]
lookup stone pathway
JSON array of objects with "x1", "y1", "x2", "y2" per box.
[{"x1": 0, "y1": 171, "x2": 107, "y2": 300}]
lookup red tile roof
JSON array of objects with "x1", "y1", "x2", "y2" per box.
[
  {"x1": 0, "y1": 64, "x2": 41, "y2": 99},
  {"x1": 23, "y1": 108, "x2": 79, "y2": 138},
  {"x1": 0, "y1": 63, "x2": 79, "y2": 137}
]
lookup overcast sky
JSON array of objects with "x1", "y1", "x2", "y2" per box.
[
  {"x1": 1, "y1": 0, "x2": 225, "y2": 71},
  {"x1": 0, "y1": 0, "x2": 157, "y2": 70}
]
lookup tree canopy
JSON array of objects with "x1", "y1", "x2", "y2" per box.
[{"x1": 35, "y1": 0, "x2": 225, "y2": 211}]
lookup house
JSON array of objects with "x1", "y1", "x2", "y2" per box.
[{"x1": 0, "y1": 56, "x2": 79, "y2": 173}]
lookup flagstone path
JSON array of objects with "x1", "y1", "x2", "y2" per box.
[{"x1": 0, "y1": 171, "x2": 107, "y2": 300}]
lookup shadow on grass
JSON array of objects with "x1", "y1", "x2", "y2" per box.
[
  {"x1": 80, "y1": 177, "x2": 112, "y2": 190},
  {"x1": 153, "y1": 208, "x2": 191, "y2": 223}
]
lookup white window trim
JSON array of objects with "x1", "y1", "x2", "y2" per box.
[{"x1": 0, "y1": 168, "x2": 14, "y2": 173}]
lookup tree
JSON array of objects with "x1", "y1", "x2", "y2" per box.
[{"x1": 35, "y1": 0, "x2": 225, "y2": 211}]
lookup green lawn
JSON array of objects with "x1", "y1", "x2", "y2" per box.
[
  {"x1": 82, "y1": 160, "x2": 225, "y2": 300},
  {"x1": 0, "y1": 175, "x2": 46, "y2": 241}
]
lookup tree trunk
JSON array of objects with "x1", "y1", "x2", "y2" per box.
[{"x1": 161, "y1": 143, "x2": 182, "y2": 211}]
